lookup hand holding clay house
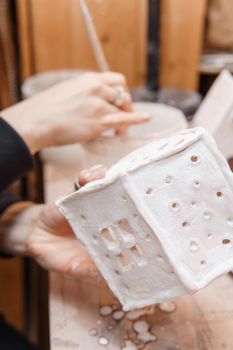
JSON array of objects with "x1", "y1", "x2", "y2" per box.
[{"x1": 58, "y1": 127, "x2": 233, "y2": 310}]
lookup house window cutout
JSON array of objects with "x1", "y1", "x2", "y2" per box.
[
  {"x1": 117, "y1": 219, "x2": 135, "y2": 242},
  {"x1": 100, "y1": 226, "x2": 119, "y2": 251},
  {"x1": 116, "y1": 252, "x2": 130, "y2": 270},
  {"x1": 130, "y1": 244, "x2": 146, "y2": 266}
]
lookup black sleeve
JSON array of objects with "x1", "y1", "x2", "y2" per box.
[
  {"x1": 0, "y1": 190, "x2": 21, "y2": 216},
  {"x1": 0, "y1": 117, "x2": 33, "y2": 192},
  {"x1": 0, "y1": 117, "x2": 33, "y2": 259}
]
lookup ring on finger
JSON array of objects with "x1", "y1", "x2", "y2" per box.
[
  {"x1": 74, "y1": 180, "x2": 81, "y2": 191},
  {"x1": 113, "y1": 86, "x2": 126, "y2": 107}
]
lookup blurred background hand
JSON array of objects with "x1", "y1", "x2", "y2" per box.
[{"x1": 1, "y1": 72, "x2": 150, "y2": 154}]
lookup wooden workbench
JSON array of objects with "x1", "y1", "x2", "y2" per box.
[{"x1": 45, "y1": 164, "x2": 233, "y2": 350}]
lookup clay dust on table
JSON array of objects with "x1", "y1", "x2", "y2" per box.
[{"x1": 88, "y1": 304, "x2": 162, "y2": 348}]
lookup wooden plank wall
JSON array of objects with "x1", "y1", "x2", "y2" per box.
[
  {"x1": 160, "y1": 0, "x2": 208, "y2": 91},
  {"x1": 0, "y1": 0, "x2": 24, "y2": 333},
  {"x1": 17, "y1": 0, "x2": 148, "y2": 88},
  {"x1": 0, "y1": 258, "x2": 24, "y2": 331},
  {"x1": 17, "y1": 0, "x2": 208, "y2": 91}
]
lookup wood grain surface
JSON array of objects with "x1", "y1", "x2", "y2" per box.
[{"x1": 17, "y1": 0, "x2": 148, "y2": 88}]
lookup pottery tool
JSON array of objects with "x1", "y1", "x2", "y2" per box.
[{"x1": 79, "y1": 0, "x2": 109, "y2": 72}]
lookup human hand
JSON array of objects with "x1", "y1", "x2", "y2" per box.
[
  {"x1": 1, "y1": 72, "x2": 150, "y2": 154},
  {"x1": 0, "y1": 165, "x2": 106, "y2": 278}
]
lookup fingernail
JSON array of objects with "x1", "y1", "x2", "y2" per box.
[
  {"x1": 70, "y1": 261, "x2": 80, "y2": 273},
  {"x1": 142, "y1": 113, "x2": 151, "y2": 118},
  {"x1": 90, "y1": 164, "x2": 104, "y2": 171},
  {"x1": 82, "y1": 170, "x2": 92, "y2": 178},
  {"x1": 83, "y1": 165, "x2": 104, "y2": 179},
  {"x1": 90, "y1": 269, "x2": 101, "y2": 278},
  {"x1": 86, "y1": 166, "x2": 106, "y2": 181}
]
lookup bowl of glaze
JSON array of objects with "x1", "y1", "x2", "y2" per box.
[{"x1": 21, "y1": 69, "x2": 86, "y2": 98}]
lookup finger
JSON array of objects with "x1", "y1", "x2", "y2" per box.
[
  {"x1": 112, "y1": 86, "x2": 132, "y2": 111},
  {"x1": 100, "y1": 85, "x2": 132, "y2": 111},
  {"x1": 115, "y1": 127, "x2": 128, "y2": 137},
  {"x1": 78, "y1": 165, "x2": 107, "y2": 187},
  {"x1": 98, "y1": 72, "x2": 127, "y2": 88},
  {"x1": 36, "y1": 235, "x2": 100, "y2": 279},
  {"x1": 92, "y1": 98, "x2": 119, "y2": 115},
  {"x1": 40, "y1": 203, "x2": 75, "y2": 237},
  {"x1": 68, "y1": 255, "x2": 101, "y2": 280},
  {"x1": 102, "y1": 112, "x2": 151, "y2": 129}
]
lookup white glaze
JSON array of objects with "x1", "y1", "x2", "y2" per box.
[
  {"x1": 112, "y1": 310, "x2": 125, "y2": 321},
  {"x1": 126, "y1": 308, "x2": 154, "y2": 320},
  {"x1": 121, "y1": 340, "x2": 137, "y2": 350},
  {"x1": 132, "y1": 320, "x2": 149, "y2": 333},
  {"x1": 99, "y1": 305, "x2": 113, "y2": 316},
  {"x1": 137, "y1": 332, "x2": 157, "y2": 343},
  {"x1": 159, "y1": 301, "x2": 177, "y2": 313},
  {"x1": 57, "y1": 127, "x2": 233, "y2": 310}
]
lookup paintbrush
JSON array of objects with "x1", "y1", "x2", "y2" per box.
[{"x1": 79, "y1": 0, "x2": 109, "y2": 72}]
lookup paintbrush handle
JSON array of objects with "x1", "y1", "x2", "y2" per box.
[{"x1": 79, "y1": 0, "x2": 109, "y2": 72}]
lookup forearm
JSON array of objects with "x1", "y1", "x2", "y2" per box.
[
  {"x1": 0, "y1": 202, "x2": 41, "y2": 256},
  {"x1": 1, "y1": 101, "x2": 40, "y2": 155}
]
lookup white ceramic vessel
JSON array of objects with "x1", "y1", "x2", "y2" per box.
[
  {"x1": 58, "y1": 127, "x2": 233, "y2": 310},
  {"x1": 193, "y1": 69, "x2": 233, "y2": 159}
]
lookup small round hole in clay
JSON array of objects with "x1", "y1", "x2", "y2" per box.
[
  {"x1": 93, "y1": 235, "x2": 98, "y2": 243},
  {"x1": 227, "y1": 217, "x2": 233, "y2": 227},
  {"x1": 165, "y1": 176, "x2": 173, "y2": 184},
  {"x1": 190, "y1": 241, "x2": 199, "y2": 252},
  {"x1": 216, "y1": 192, "x2": 223, "y2": 198},
  {"x1": 115, "y1": 269, "x2": 121, "y2": 275},
  {"x1": 122, "y1": 196, "x2": 127, "y2": 201},
  {"x1": 182, "y1": 221, "x2": 190, "y2": 229},
  {"x1": 191, "y1": 155, "x2": 200, "y2": 164},
  {"x1": 222, "y1": 239, "x2": 231, "y2": 247},
  {"x1": 207, "y1": 233, "x2": 213, "y2": 240},
  {"x1": 171, "y1": 202, "x2": 179, "y2": 211},
  {"x1": 193, "y1": 180, "x2": 200, "y2": 190},
  {"x1": 146, "y1": 188, "x2": 153, "y2": 195},
  {"x1": 145, "y1": 234, "x2": 151, "y2": 241},
  {"x1": 191, "y1": 201, "x2": 197, "y2": 207},
  {"x1": 203, "y1": 212, "x2": 211, "y2": 220},
  {"x1": 200, "y1": 260, "x2": 207, "y2": 266},
  {"x1": 80, "y1": 214, "x2": 86, "y2": 221},
  {"x1": 157, "y1": 255, "x2": 164, "y2": 263}
]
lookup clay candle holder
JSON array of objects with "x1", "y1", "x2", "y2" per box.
[{"x1": 57, "y1": 127, "x2": 233, "y2": 310}]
